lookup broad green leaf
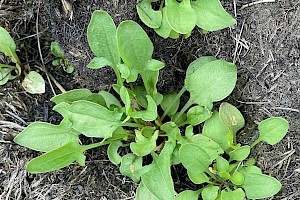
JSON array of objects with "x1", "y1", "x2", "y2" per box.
[
  {"x1": 230, "y1": 171, "x2": 244, "y2": 185},
  {"x1": 220, "y1": 188, "x2": 245, "y2": 200},
  {"x1": 218, "y1": 171, "x2": 230, "y2": 180},
  {"x1": 165, "y1": 0, "x2": 196, "y2": 34},
  {"x1": 242, "y1": 173, "x2": 281, "y2": 199},
  {"x1": 185, "y1": 106, "x2": 212, "y2": 126},
  {"x1": 130, "y1": 130, "x2": 158, "y2": 156},
  {"x1": 219, "y1": 102, "x2": 245, "y2": 134},
  {"x1": 161, "y1": 93, "x2": 180, "y2": 117},
  {"x1": 87, "y1": 57, "x2": 112, "y2": 69},
  {"x1": 50, "y1": 41, "x2": 65, "y2": 58},
  {"x1": 238, "y1": 165, "x2": 262, "y2": 176},
  {"x1": 120, "y1": 86, "x2": 131, "y2": 115},
  {"x1": 201, "y1": 185, "x2": 219, "y2": 200},
  {"x1": 172, "y1": 112, "x2": 187, "y2": 126},
  {"x1": 141, "y1": 126, "x2": 156, "y2": 138},
  {"x1": 107, "y1": 140, "x2": 122, "y2": 165},
  {"x1": 145, "y1": 59, "x2": 165, "y2": 71},
  {"x1": 176, "y1": 190, "x2": 200, "y2": 200},
  {"x1": 244, "y1": 158, "x2": 256, "y2": 166},
  {"x1": 51, "y1": 89, "x2": 106, "y2": 106},
  {"x1": 185, "y1": 125, "x2": 194, "y2": 140},
  {"x1": 26, "y1": 142, "x2": 85, "y2": 173},
  {"x1": 216, "y1": 156, "x2": 229, "y2": 172},
  {"x1": 187, "y1": 170, "x2": 209, "y2": 184},
  {"x1": 87, "y1": 10, "x2": 120, "y2": 65},
  {"x1": 53, "y1": 101, "x2": 122, "y2": 138},
  {"x1": 130, "y1": 95, "x2": 157, "y2": 121},
  {"x1": 203, "y1": 111, "x2": 230, "y2": 151},
  {"x1": 141, "y1": 123, "x2": 176, "y2": 200},
  {"x1": 191, "y1": 0, "x2": 236, "y2": 31},
  {"x1": 137, "y1": 0, "x2": 162, "y2": 28},
  {"x1": 171, "y1": 144, "x2": 181, "y2": 165},
  {"x1": 229, "y1": 146, "x2": 250, "y2": 162},
  {"x1": 154, "y1": 8, "x2": 172, "y2": 38},
  {"x1": 117, "y1": 20, "x2": 153, "y2": 82},
  {"x1": 191, "y1": 134, "x2": 224, "y2": 159},
  {"x1": 117, "y1": 63, "x2": 130, "y2": 79},
  {"x1": 141, "y1": 70, "x2": 160, "y2": 96},
  {"x1": 119, "y1": 153, "x2": 143, "y2": 182},
  {"x1": 136, "y1": 182, "x2": 159, "y2": 200},
  {"x1": 257, "y1": 117, "x2": 289, "y2": 145},
  {"x1": 133, "y1": 86, "x2": 148, "y2": 108},
  {"x1": 185, "y1": 59, "x2": 237, "y2": 109},
  {"x1": 22, "y1": 71, "x2": 45, "y2": 94},
  {"x1": 98, "y1": 91, "x2": 122, "y2": 108},
  {"x1": 0, "y1": 68, "x2": 12, "y2": 85},
  {"x1": 169, "y1": 29, "x2": 180, "y2": 39},
  {"x1": 13, "y1": 120, "x2": 78, "y2": 152},
  {"x1": 186, "y1": 56, "x2": 217, "y2": 76},
  {"x1": 0, "y1": 27, "x2": 16, "y2": 57}
]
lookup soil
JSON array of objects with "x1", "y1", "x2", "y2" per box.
[{"x1": 0, "y1": 0, "x2": 299, "y2": 199}]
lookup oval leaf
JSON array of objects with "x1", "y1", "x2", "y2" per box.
[
  {"x1": 176, "y1": 190, "x2": 200, "y2": 200},
  {"x1": 137, "y1": 0, "x2": 162, "y2": 28},
  {"x1": 0, "y1": 27, "x2": 16, "y2": 56},
  {"x1": 201, "y1": 185, "x2": 219, "y2": 200},
  {"x1": 220, "y1": 188, "x2": 245, "y2": 200},
  {"x1": 107, "y1": 140, "x2": 123, "y2": 165},
  {"x1": 229, "y1": 146, "x2": 250, "y2": 162},
  {"x1": 22, "y1": 71, "x2": 45, "y2": 94}
]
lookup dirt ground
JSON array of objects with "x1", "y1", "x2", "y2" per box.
[{"x1": 0, "y1": 0, "x2": 299, "y2": 199}]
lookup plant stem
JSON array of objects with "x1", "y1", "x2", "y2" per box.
[
  {"x1": 172, "y1": 98, "x2": 193, "y2": 123},
  {"x1": 0, "y1": 64, "x2": 17, "y2": 69},
  {"x1": 250, "y1": 137, "x2": 262, "y2": 148},
  {"x1": 161, "y1": 87, "x2": 186, "y2": 121},
  {"x1": 82, "y1": 139, "x2": 111, "y2": 151},
  {"x1": 122, "y1": 122, "x2": 144, "y2": 128}
]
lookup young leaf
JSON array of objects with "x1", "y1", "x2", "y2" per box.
[
  {"x1": 117, "y1": 20, "x2": 153, "y2": 82},
  {"x1": 50, "y1": 41, "x2": 65, "y2": 59},
  {"x1": 185, "y1": 106, "x2": 212, "y2": 126},
  {"x1": 220, "y1": 188, "x2": 245, "y2": 200},
  {"x1": 22, "y1": 71, "x2": 45, "y2": 94},
  {"x1": 257, "y1": 117, "x2": 289, "y2": 145},
  {"x1": 26, "y1": 142, "x2": 85, "y2": 173},
  {"x1": 185, "y1": 59, "x2": 237, "y2": 110},
  {"x1": 229, "y1": 146, "x2": 250, "y2": 162},
  {"x1": 130, "y1": 95, "x2": 157, "y2": 121},
  {"x1": 130, "y1": 130, "x2": 159, "y2": 157},
  {"x1": 216, "y1": 156, "x2": 229, "y2": 172},
  {"x1": 242, "y1": 173, "x2": 282, "y2": 199},
  {"x1": 230, "y1": 171, "x2": 244, "y2": 185},
  {"x1": 191, "y1": 0, "x2": 236, "y2": 31},
  {"x1": 176, "y1": 190, "x2": 200, "y2": 200},
  {"x1": 13, "y1": 120, "x2": 78, "y2": 152},
  {"x1": 136, "y1": 181, "x2": 159, "y2": 200},
  {"x1": 120, "y1": 153, "x2": 143, "y2": 182},
  {"x1": 141, "y1": 70, "x2": 160, "y2": 96},
  {"x1": 137, "y1": 0, "x2": 162, "y2": 28},
  {"x1": 0, "y1": 27, "x2": 16, "y2": 57},
  {"x1": 98, "y1": 91, "x2": 122, "y2": 108},
  {"x1": 53, "y1": 101, "x2": 123, "y2": 138},
  {"x1": 51, "y1": 89, "x2": 106, "y2": 106},
  {"x1": 107, "y1": 140, "x2": 123, "y2": 165},
  {"x1": 165, "y1": 0, "x2": 196, "y2": 34},
  {"x1": 87, "y1": 57, "x2": 112, "y2": 69},
  {"x1": 219, "y1": 102, "x2": 245, "y2": 134},
  {"x1": 154, "y1": 8, "x2": 172, "y2": 38},
  {"x1": 160, "y1": 93, "x2": 180, "y2": 117},
  {"x1": 202, "y1": 111, "x2": 230, "y2": 151},
  {"x1": 0, "y1": 68, "x2": 13, "y2": 85},
  {"x1": 120, "y1": 86, "x2": 132, "y2": 115},
  {"x1": 201, "y1": 185, "x2": 219, "y2": 200},
  {"x1": 87, "y1": 10, "x2": 120, "y2": 65}
]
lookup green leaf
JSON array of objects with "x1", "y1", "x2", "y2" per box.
[
  {"x1": 51, "y1": 89, "x2": 106, "y2": 106},
  {"x1": 172, "y1": 112, "x2": 187, "y2": 126},
  {"x1": 0, "y1": 68, "x2": 12, "y2": 85},
  {"x1": 238, "y1": 166, "x2": 262, "y2": 176},
  {"x1": 53, "y1": 101, "x2": 122, "y2": 138},
  {"x1": 133, "y1": 86, "x2": 148, "y2": 108},
  {"x1": 185, "y1": 106, "x2": 212, "y2": 126},
  {"x1": 22, "y1": 71, "x2": 45, "y2": 94},
  {"x1": 87, "y1": 10, "x2": 120, "y2": 65},
  {"x1": 26, "y1": 142, "x2": 85, "y2": 173},
  {"x1": 185, "y1": 59, "x2": 237, "y2": 109},
  {"x1": 257, "y1": 117, "x2": 289, "y2": 145},
  {"x1": 176, "y1": 190, "x2": 200, "y2": 200},
  {"x1": 137, "y1": 0, "x2": 162, "y2": 28},
  {"x1": 65, "y1": 64, "x2": 74, "y2": 73},
  {"x1": 186, "y1": 56, "x2": 217, "y2": 76},
  {"x1": 145, "y1": 59, "x2": 165, "y2": 71},
  {"x1": 50, "y1": 41, "x2": 65, "y2": 58},
  {"x1": 191, "y1": 0, "x2": 236, "y2": 31},
  {"x1": 203, "y1": 111, "x2": 230, "y2": 151},
  {"x1": 130, "y1": 130, "x2": 158, "y2": 156},
  {"x1": 187, "y1": 170, "x2": 209, "y2": 184},
  {"x1": 229, "y1": 146, "x2": 250, "y2": 162},
  {"x1": 13, "y1": 120, "x2": 78, "y2": 152},
  {"x1": 120, "y1": 153, "x2": 143, "y2": 182},
  {"x1": 141, "y1": 126, "x2": 156, "y2": 138},
  {"x1": 161, "y1": 93, "x2": 180, "y2": 117},
  {"x1": 216, "y1": 156, "x2": 229, "y2": 172},
  {"x1": 136, "y1": 182, "x2": 159, "y2": 200},
  {"x1": 117, "y1": 20, "x2": 153, "y2": 82},
  {"x1": 87, "y1": 57, "x2": 112, "y2": 69},
  {"x1": 141, "y1": 70, "x2": 160, "y2": 96},
  {"x1": 220, "y1": 188, "x2": 245, "y2": 200},
  {"x1": 165, "y1": 0, "x2": 196, "y2": 34},
  {"x1": 117, "y1": 63, "x2": 131, "y2": 79},
  {"x1": 98, "y1": 91, "x2": 122, "y2": 108},
  {"x1": 130, "y1": 95, "x2": 157, "y2": 121},
  {"x1": 107, "y1": 140, "x2": 122, "y2": 165},
  {"x1": 154, "y1": 8, "x2": 172, "y2": 38},
  {"x1": 0, "y1": 27, "x2": 16, "y2": 57},
  {"x1": 219, "y1": 102, "x2": 245, "y2": 134},
  {"x1": 191, "y1": 134, "x2": 224, "y2": 159},
  {"x1": 169, "y1": 29, "x2": 180, "y2": 39},
  {"x1": 242, "y1": 173, "x2": 281, "y2": 199},
  {"x1": 201, "y1": 185, "x2": 219, "y2": 200},
  {"x1": 218, "y1": 171, "x2": 230, "y2": 180},
  {"x1": 120, "y1": 86, "x2": 132, "y2": 115},
  {"x1": 230, "y1": 171, "x2": 244, "y2": 185}
]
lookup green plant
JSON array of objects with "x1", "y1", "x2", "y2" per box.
[
  {"x1": 51, "y1": 41, "x2": 74, "y2": 73},
  {"x1": 137, "y1": 0, "x2": 237, "y2": 38},
  {"x1": 14, "y1": 11, "x2": 289, "y2": 200},
  {"x1": 0, "y1": 27, "x2": 45, "y2": 93}
]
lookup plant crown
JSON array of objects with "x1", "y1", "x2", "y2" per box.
[
  {"x1": 14, "y1": 11, "x2": 289, "y2": 200},
  {"x1": 137, "y1": 0, "x2": 237, "y2": 38}
]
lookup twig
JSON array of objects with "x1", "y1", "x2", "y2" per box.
[
  {"x1": 241, "y1": 0, "x2": 276, "y2": 10},
  {"x1": 0, "y1": 121, "x2": 25, "y2": 130},
  {"x1": 271, "y1": 107, "x2": 300, "y2": 113},
  {"x1": 233, "y1": 20, "x2": 245, "y2": 63}
]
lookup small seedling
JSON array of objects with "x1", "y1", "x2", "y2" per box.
[
  {"x1": 0, "y1": 27, "x2": 45, "y2": 94},
  {"x1": 137, "y1": 0, "x2": 237, "y2": 38},
  {"x1": 14, "y1": 11, "x2": 288, "y2": 199},
  {"x1": 51, "y1": 41, "x2": 74, "y2": 73}
]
